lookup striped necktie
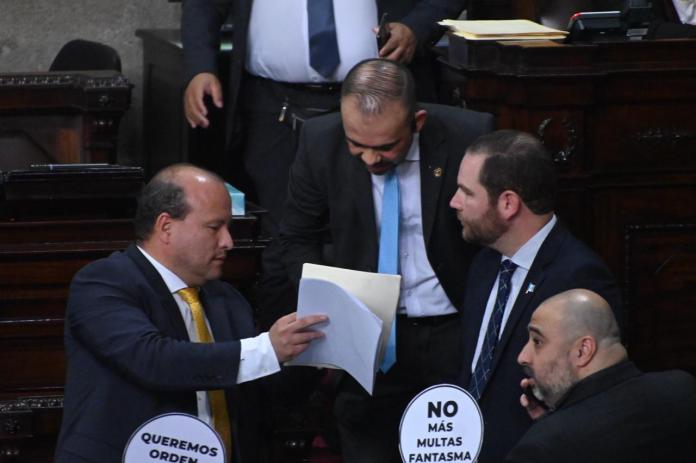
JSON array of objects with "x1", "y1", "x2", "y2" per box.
[{"x1": 468, "y1": 259, "x2": 518, "y2": 399}]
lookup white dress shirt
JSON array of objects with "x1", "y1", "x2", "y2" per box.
[
  {"x1": 470, "y1": 215, "x2": 557, "y2": 372},
  {"x1": 137, "y1": 247, "x2": 280, "y2": 426},
  {"x1": 371, "y1": 134, "x2": 458, "y2": 317},
  {"x1": 246, "y1": 0, "x2": 379, "y2": 82}
]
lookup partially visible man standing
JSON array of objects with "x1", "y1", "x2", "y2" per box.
[
  {"x1": 181, "y1": 0, "x2": 466, "y2": 237},
  {"x1": 55, "y1": 164, "x2": 326, "y2": 463},
  {"x1": 508, "y1": 289, "x2": 696, "y2": 463},
  {"x1": 279, "y1": 58, "x2": 493, "y2": 463},
  {"x1": 449, "y1": 130, "x2": 621, "y2": 463}
]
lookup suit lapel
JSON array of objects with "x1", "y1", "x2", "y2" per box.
[
  {"x1": 346, "y1": 143, "x2": 379, "y2": 265},
  {"x1": 418, "y1": 118, "x2": 447, "y2": 245},
  {"x1": 125, "y1": 244, "x2": 189, "y2": 340},
  {"x1": 490, "y1": 223, "x2": 566, "y2": 373}
]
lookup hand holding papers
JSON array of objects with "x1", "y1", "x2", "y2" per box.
[{"x1": 286, "y1": 264, "x2": 401, "y2": 394}]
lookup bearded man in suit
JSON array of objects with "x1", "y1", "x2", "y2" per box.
[
  {"x1": 508, "y1": 289, "x2": 696, "y2": 463},
  {"x1": 449, "y1": 129, "x2": 622, "y2": 463}
]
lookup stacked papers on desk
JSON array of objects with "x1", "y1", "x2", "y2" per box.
[{"x1": 439, "y1": 19, "x2": 567, "y2": 41}]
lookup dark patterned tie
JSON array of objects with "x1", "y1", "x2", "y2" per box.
[
  {"x1": 307, "y1": 0, "x2": 340, "y2": 78},
  {"x1": 468, "y1": 259, "x2": 518, "y2": 399}
]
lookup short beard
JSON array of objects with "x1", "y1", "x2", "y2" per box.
[
  {"x1": 525, "y1": 359, "x2": 578, "y2": 409},
  {"x1": 461, "y1": 205, "x2": 507, "y2": 246}
]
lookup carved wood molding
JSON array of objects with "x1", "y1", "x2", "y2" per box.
[
  {"x1": 0, "y1": 396, "x2": 63, "y2": 413},
  {"x1": 0, "y1": 73, "x2": 131, "y2": 90},
  {"x1": 631, "y1": 127, "x2": 696, "y2": 146},
  {"x1": 537, "y1": 116, "x2": 578, "y2": 164}
]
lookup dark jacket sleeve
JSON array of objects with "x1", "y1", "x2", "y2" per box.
[
  {"x1": 397, "y1": 0, "x2": 467, "y2": 46},
  {"x1": 278, "y1": 118, "x2": 335, "y2": 287},
  {"x1": 181, "y1": 0, "x2": 231, "y2": 83},
  {"x1": 66, "y1": 257, "x2": 244, "y2": 391}
]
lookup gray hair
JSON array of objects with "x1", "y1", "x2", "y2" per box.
[{"x1": 341, "y1": 58, "x2": 416, "y2": 116}]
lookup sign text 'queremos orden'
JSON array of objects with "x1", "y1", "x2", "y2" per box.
[{"x1": 123, "y1": 413, "x2": 225, "y2": 463}]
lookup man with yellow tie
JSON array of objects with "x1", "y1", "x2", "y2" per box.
[{"x1": 55, "y1": 164, "x2": 327, "y2": 463}]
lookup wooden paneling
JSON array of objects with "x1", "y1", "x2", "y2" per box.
[
  {"x1": 0, "y1": 72, "x2": 131, "y2": 166},
  {"x1": 442, "y1": 37, "x2": 696, "y2": 374}
]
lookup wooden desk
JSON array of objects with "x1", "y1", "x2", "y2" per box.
[
  {"x1": 441, "y1": 37, "x2": 696, "y2": 374},
  {"x1": 0, "y1": 71, "x2": 132, "y2": 168}
]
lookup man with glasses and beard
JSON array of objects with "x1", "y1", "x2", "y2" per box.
[
  {"x1": 449, "y1": 130, "x2": 622, "y2": 463},
  {"x1": 508, "y1": 289, "x2": 696, "y2": 463}
]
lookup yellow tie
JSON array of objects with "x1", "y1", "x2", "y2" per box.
[{"x1": 177, "y1": 287, "x2": 232, "y2": 460}]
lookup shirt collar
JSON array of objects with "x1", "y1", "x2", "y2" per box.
[
  {"x1": 137, "y1": 245, "x2": 189, "y2": 294},
  {"x1": 405, "y1": 133, "x2": 420, "y2": 162},
  {"x1": 505, "y1": 214, "x2": 557, "y2": 271}
]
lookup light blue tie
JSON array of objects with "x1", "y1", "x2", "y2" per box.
[
  {"x1": 307, "y1": 0, "x2": 340, "y2": 78},
  {"x1": 379, "y1": 170, "x2": 399, "y2": 372}
]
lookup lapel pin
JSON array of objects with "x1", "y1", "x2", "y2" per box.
[
  {"x1": 433, "y1": 167, "x2": 443, "y2": 177},
  {"x1": 525, "y1": 283, "x2": 536, "y2": 294}
]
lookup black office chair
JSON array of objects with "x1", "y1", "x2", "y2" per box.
[{"x1": 49, "y1": 39, "x2": 121, "y2": 72}]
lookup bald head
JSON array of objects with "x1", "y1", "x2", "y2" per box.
[
  {"x1": 518, "y1": 289, "x2": 626, "y2": 407},
  {"x1": 134, "y1": 163, "x2": 233, "y2": 286},
  {"x1": 541, "y1": 289, "x2": 621, "y2": 349},
  {"x1": 134, "y1": 164, "x2": 225, "y2": 242}
]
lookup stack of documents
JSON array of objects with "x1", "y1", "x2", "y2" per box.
[
  {"x1": 286, "y1": 263, "x2": 401, "y2": 395},
  {"x1": 439, "y1": 19, "x2": 567, "y2": 41}
]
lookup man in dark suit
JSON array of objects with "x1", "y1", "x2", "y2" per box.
[
  {"x1": 181, "y1": 0, "x2": 466, "y2": 236},
  {"x1": 449, "y1": 130, "x2": 621, "y2": 463},
  {"x1": 507, "y1": 289, "x2": 696, "y2": 463},
  {"x1": 182, "y1": 0, "x2": 468, "y2": 330},
  {"x1": 55, "y1": 164, "x2": 326, "y2": 463},
  {"x1": 278, "y1": 58, "x2": 493, "y2": 463}
]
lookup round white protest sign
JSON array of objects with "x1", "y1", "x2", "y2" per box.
[
  {"x1": 399, "y1": 384, "x2": 483, "y2": 463},
  {"x1": 123, "y1": 413, "x2": 225, "y2": 463}
]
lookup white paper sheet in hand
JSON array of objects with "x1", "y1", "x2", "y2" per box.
[
  {"x1": 300, "y1": 263, "x2": 401, "y2": 364},
  {"x1": 288, "y1": 278, "x2": 383, "y2": 394}
]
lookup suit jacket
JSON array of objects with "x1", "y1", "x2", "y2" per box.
[
  {"x1": 506, "y1": 361, "x2": 696, "y2": 463},
  {"x1": 55, "y1": 244, "x2": 260, "y2": 463},
  {"x1": 278, "y1": 103, "x2": 493, "y2": 307},
  {"x1": 457, "y1": 222, "x2": 622, "y2": 463},
  {"x1": 181, "y1": 0, "x2": 467, "y2": 145}
]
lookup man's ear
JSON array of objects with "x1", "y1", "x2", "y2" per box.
[
  {"x1": 153, "y1": 212, "x2": 174, "y2": 244},
  {"x1": 413, "y1": 109, "x2": 427, "y2": 133},
  {"x1": 573, "y1": 336, "x2": 597, "y2": 368},
  {"x1": 497, "y1": 190, "x2": 521, "y2": 220}
]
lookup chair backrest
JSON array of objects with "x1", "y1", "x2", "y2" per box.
[{"x1": 49, "y1": 39, "x2": 121, "y2": 72}]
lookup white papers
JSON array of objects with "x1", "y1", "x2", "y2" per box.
[
  {"x1": 286, "y1": 263, "x2": 401, "y2": 394},
  {"x1": 289, "y1": 278, "x2": 382, "y2": 393}
]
